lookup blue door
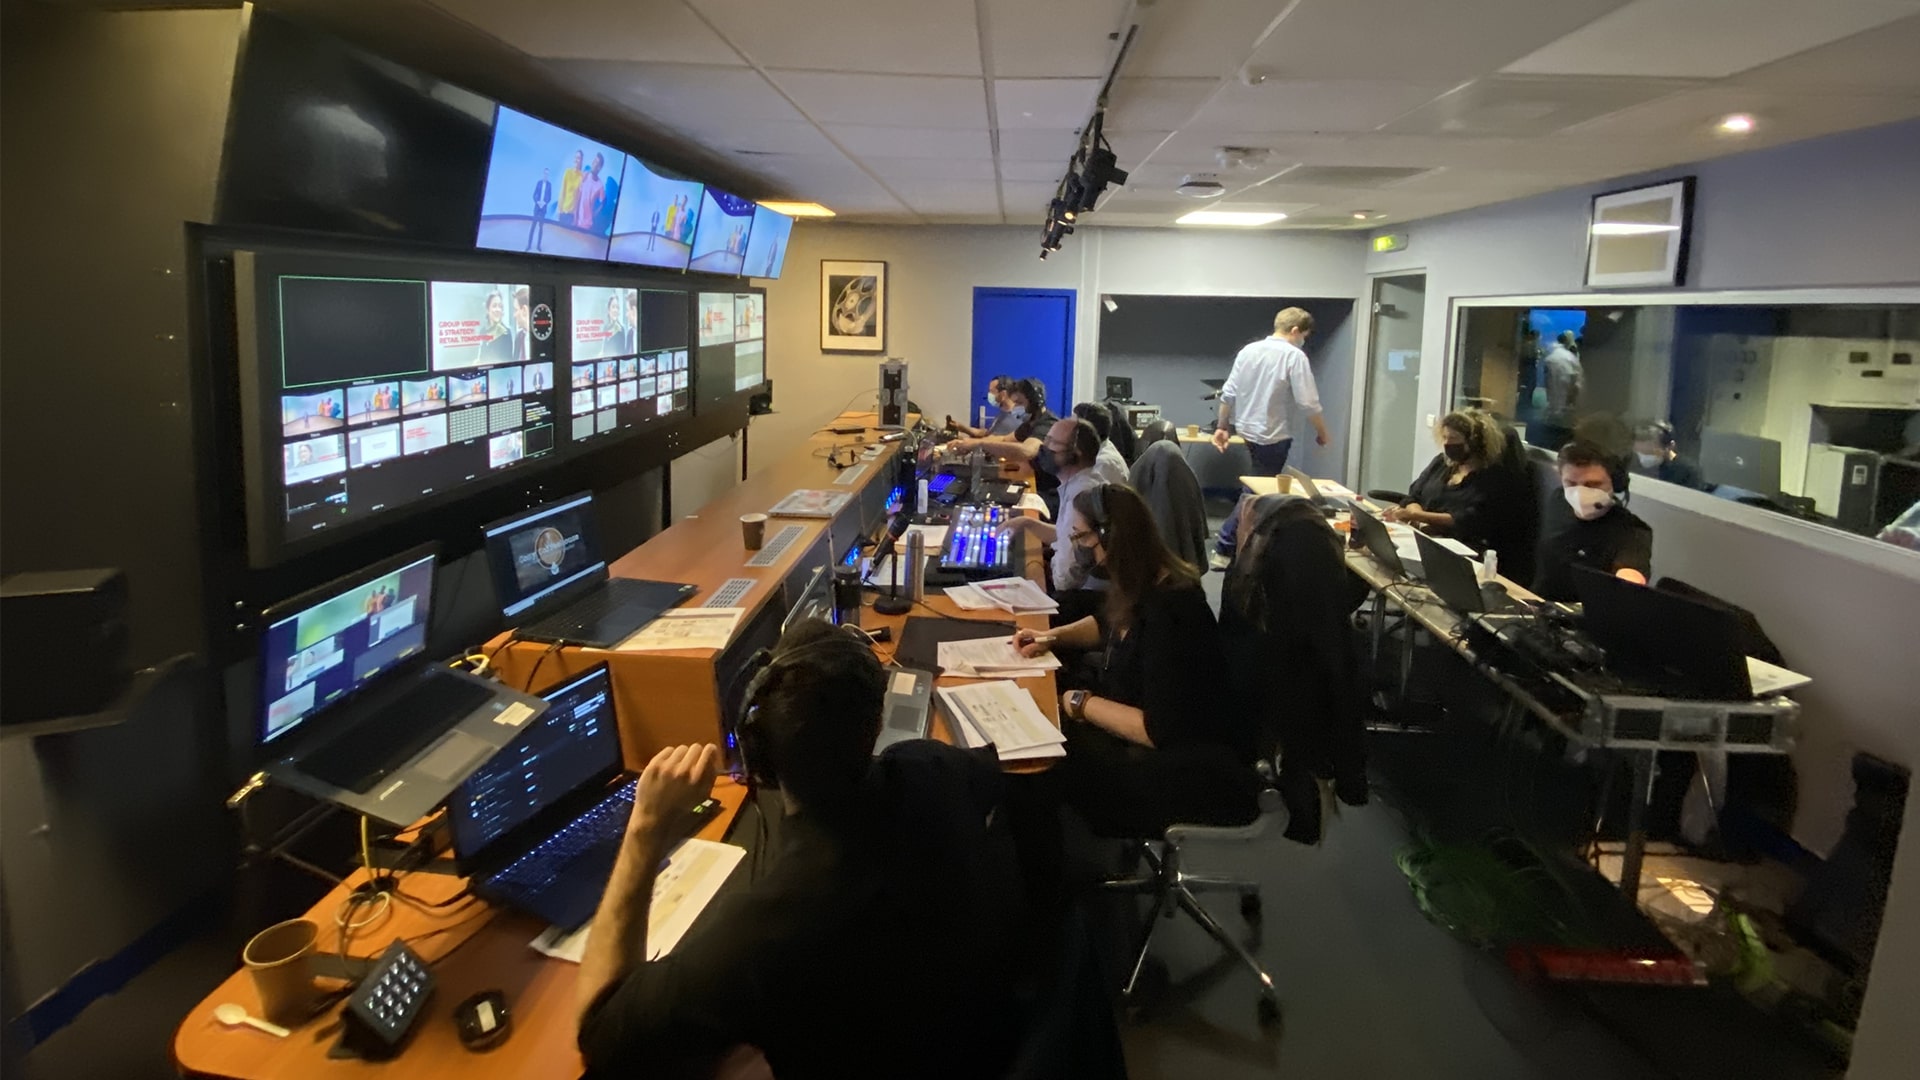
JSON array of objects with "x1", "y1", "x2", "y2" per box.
[{"x1": 971, "y1": 288, "x2": 1075, "y2": 423}]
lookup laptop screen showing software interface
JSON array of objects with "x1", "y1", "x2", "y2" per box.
[
  {"x1": 483, "y1": 492, "x2": 609, "y2": 619},
  {"x1": 447, "y1": 664, "x2": 621, "y2": 860}
]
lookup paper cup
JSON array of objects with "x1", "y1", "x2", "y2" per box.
[
  {"x1": 740, "y1": 513, "x2": 769, "y2": 550},
  {"x1": 1185, "y1": 424, "x2": 1200, "y2": 437},
  {"x1": 243, "y1": 918, "x2": 321, "y2": 1026}
]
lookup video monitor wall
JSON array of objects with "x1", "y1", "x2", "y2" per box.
[
  {"x1": 608, "y1": 157, "x2": 704, "y2": 271},
  {"x1": 694, "y1": 290, "x2": 766, "y2": 403},
  {"x1": 689, "y1": 189, "x2": 756, "y2": 275},
  {"x1": 741, "y1": 205, "x2": 793, "y2": 279},
  {"x1": 476, "y1": 106, "x2": 626, "y2": 261},
  {"x1": 568, "y1": 285, "x2": 691, "y2": 445},
  {"x1": 263, "y1": 272, "x2": 559, "y2": 550}
]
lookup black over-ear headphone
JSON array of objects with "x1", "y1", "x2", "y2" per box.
[
  {"x1": 728, "y1": 627, "x2": 864, "y2": 791},
  {"x1": 1084, "y1": 483, "x2": 1111, "y2": 545}
]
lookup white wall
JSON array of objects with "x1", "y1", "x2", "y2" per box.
[{"x1": 1362, "y1": 118, "x2": 1920, "y2": 1080}]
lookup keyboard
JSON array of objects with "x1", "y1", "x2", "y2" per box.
[
  {"x1": 486, "y1": 781, "x2": 636, "y2": 897},
  {"x1": 522, "y1": 579, "x2": 689, "y2": 644},
  {"x1": 299, "y1": 673, "x2": 493, "y2": 793},
  {"x1": 525, "y1": 588, "x2": 626, "y2": 640}
]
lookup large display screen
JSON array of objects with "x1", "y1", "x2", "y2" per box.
[
  {"x1": 608, "y1": 157, "x2": 703, "y2": 271},
  {"x1": 689, "y1": 188, "x2": 756, "y2": 275},
  {"x1": 272, "y1": 274, "x2": 558, "y2": 544},
  {"x1": 476, "y1": 106, "x2": 626, "y2": 261},
  {"x1": 568, "y1": 286, "x2": 690, "y2": 445},
  {"x1": 741, "y1": 205, "x2": 793, "y2": 279},
  {"x1": 259, "y1": 549, "x2": 437, "y2": 744}
]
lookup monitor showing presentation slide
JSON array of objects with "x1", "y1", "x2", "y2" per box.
[
  {"x1": 608, "y1": 157, "x2": 703, "y2": 271},
  {"x1": 571, "y1": 285, "x2": 638, "y2": 360},
  {"x1": 569, "y1": 289, "x2": 692, "y2": 448},
  {"x1": 697, "y1": 293, "x2": 734, "y2": 347},
  {"x1": 689, "y1": 188, "x2": 756, "y2": 275},
  {"x1": 475, "y1": 106, "x2": 626, "y2": 261},
  {"x1": 741, "y1": 205, "x2": 793, "y2": 279}
]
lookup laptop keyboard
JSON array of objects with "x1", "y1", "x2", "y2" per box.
[
  {"x1": 525, "y1": 588, "x2": 627, "y2": 640},
  {"x1": 298, "y1": 674, "x2": 494, "y2": 793},
  {"x1": 486, "y1": 779, "x2": 636, "y2": 896}
]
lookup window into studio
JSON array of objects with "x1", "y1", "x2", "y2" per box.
[{"x1": 1451, "y1": 299, "x2": 1920, "y2": 555}]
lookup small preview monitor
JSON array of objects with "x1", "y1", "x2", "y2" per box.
[
  {"x1": 741, "y1": 204, "x2": 793, "y2": 279},
  {"x1": 481, "y1": 491, "x2": 609, "y2": 619},
  {"x1": 735, "y1": 340, "x2": 765, "y2": 392},
  {"x1": 697, "y1": 293, "x2": 735, "y2": 347},
  {"x1": 573, "y1": 285, "x2": 639, "y2": 360},
  {"x1": 258, "y1": 546, "x2": 438, "y2": 744},
  {"x1": 734, "y1": 293, "x2": 764, "y2": 342},
  {"x1": 689, "y1": 188, "x2": 756, "y2": 275},
  {"x1": 476, "y1": 106, "x2": 625, "y2": 261},
  {"x1": 430, "y1": 282, "x2": 535, "y2": 369},
  {"x1": 608, "y1": 156, "x2": 704, "y2": 271}
]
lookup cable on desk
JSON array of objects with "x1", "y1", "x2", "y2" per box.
[
  {"x1": 482, "y1": 630, "x2": 521, "y2": 674},
  {"x1": 523, "y1": 639, "x2": 565, "y2": 692}
]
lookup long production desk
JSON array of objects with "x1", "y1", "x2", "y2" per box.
[{"x1": 174, "y1": 412, "x2": 1059, "y2": 1078}]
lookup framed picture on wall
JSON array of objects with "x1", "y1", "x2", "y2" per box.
[
  {"x1": 1584, "y1": 177, "x2": 1695, "y2": 288},
  {"x1": 820, "y1": 259, "x2": 887, "y2": 353}
]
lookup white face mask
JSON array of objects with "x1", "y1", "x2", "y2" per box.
[
  {"x1": 1565, "y1": 485, "x2": 1615, "y2": 521},
  {"x1": 1636, "y1": 452, "x2": 1662, "y2": 469}
]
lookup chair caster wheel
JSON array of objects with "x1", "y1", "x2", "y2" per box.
[
  {"x1": 1240, "y1": 893, "x2": 1262, "y2": 922},
  {"x1": 1258, "y1": 995, "x2": 1282, "y2": 1026}
]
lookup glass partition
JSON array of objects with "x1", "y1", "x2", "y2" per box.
[{"x1": 1452, "y1": 298, "x2": 1920, "y2": 554}]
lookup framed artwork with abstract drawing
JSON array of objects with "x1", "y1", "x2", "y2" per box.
[{"x1": 820, "y1": 260, "x2": 887, "y2": 353}]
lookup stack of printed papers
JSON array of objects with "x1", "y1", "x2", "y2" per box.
[
  {"x1": 936, "y1": 681, "x2": 1067, "y2": 763},
  {"x1": 936, "y1": 636, "x2": 1063, "y2": 679},
  {"x1": 969, "y1": 577, "x2": 1058, "y2": 614},
  {"x1": 944, "y1": 584, "x2": 1001, "y2": 610},
  {"x1": 530, "y1": 838, "x2": 745, "y2": 963}
]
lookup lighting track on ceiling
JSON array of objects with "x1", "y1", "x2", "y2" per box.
[{"x1": 1039, "y1": 19, "x2": 1141, "y2": 258}]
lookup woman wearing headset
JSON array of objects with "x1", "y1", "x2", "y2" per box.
[{"x1": 1013, "y1": 483, "x2": 1260, "y2": 836}]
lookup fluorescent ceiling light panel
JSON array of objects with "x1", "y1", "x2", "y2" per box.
[
  {"x1": 756, "y1": 201, "x2": 836, "y2": 217},
  {"x1": 1176, "y1": 210, "x2": 1287, "y2": 226}
]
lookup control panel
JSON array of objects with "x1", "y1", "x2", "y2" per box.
[{"x1": 938, "y1": 503, "x2": 1022, "y2": 579}]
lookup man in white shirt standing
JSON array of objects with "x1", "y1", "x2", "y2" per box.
[{"x1": 1210, "y1": 307, "x2": 1332, "y2": 557}]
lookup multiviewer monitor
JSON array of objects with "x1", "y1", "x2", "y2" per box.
[
  {"x1": 258, "y1": 546, "x2": 437, "y2": 744},
  {"x1": 261, "y1": 270, "x2": 559, "y2": 551},
  {"x1": 567, "y1": 286, "x2": 690, "y2": 445},
  {"x1": 693, "y1": 290, "x2": 766, "y2": 403},
  {"x1": 607, "y1": 157, "x2": 704, "y2": 271},
  {"x1": 689, "y1": 188, "x2": 756, "y2": 276},
  {"x1": 476, "y1": 106, "x2": 625, "y2": 261},
  {"x1": 741, "y1": 205, "x2": 793, "y2": 279},
  {"x1": 480, "y1": 491, "x2": 609, "y2": 620}
]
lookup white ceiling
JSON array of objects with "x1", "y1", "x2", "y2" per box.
[{"x1": 427, "y1": 0, "x2": 1920, "y2": 229}]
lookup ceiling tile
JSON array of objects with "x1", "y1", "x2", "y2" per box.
[
  {"x1": 1106, "y1": 77, "x2": 1217, "y2": 131},
  {"x1": 1245, "y1": 0, "x2": 1631, "y2": 83},
  {"x1": 1502, "y1": 0, "x2": 1920, "y2": 79},
  {"x1": 676, "y1": 119, "x2": 838, "y2": 155},
  {"x1": 1734, "y1": 15, "x2": 1920, "y2": 93},
  {"x1": 824, "y1": 124, "x2": 994, "y2": 158},
  {"x1": 687, "y1": 0, "x2": 983, "y2": 75},
  {"x1": 1103, "y1": 129, "x2": 1176, "y2": 166},
  {"x1": 1000, "y1": 181, "x2": 1063, "y2": 215},
  {"x1": 864, "y1": 156, "x2": 1001, "y2": 181},
  {"x1": 994, "y1": 79, "x2": 1102, "y2": 128},
  {"x1": 563, "y1": 62, "x2": 804, "y2": 123},
  {"x1": 1000, "y1": 159, "x2": 1073, "y2": 182},
  {"x1": 1189, "y1": 79, "x2": 1456, "y2": 133},
  {"x1": 1125, "y1": 0, "x2": 1299, "y2": 78},
  {"x1": 429, "y1": 0, "x2": 746, "y2": 64},
  {"x1": 1382, "y1": 75, "x2": 1703, "y2": 136},
  {"x1": 985, "y1": 0, "x2": 1131, "y2": 78},
  {"x1": 1563, "y1": 87, "x2": 1920, "y2": 142},
  {"x1": 900, "y1": 179, "x2": 1004, "y2": 214},
  {"x1": 773, "y1": 71, "x2": 989, "y2": 126},
  {"x1": 997, "y1": 128, "x2": 1082, "y2": 162}
]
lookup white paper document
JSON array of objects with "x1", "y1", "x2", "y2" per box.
[
  {"x1": 1016, "y1": 492, "x2": 1052, "y2": 520},
  {"x1": 944, "y1": 584, "x2": 1000, "y2": 610},
  {"x1": 936, "y1": 637, "x2": 1062, "y2": 679},
  {"x1": 894, "y1": 524, "x2": 949, "y2": 552},
  {"x1": 936, "y1": 681, "x2": 1066, "y2": 762},
  {"x1": 972, "y1": 576, "x2": 1058, "y2": 614},
  {"x1": 530, "y1": 838, "x2": 746, "y2": 963},
  {"x1": 615, "y1": 608, "x2": 745, "y2": 652}
]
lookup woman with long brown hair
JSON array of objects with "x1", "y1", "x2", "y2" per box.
[
  {"x1": 1383, "y1": 408, "x2": 1507, "y2": 548},
  {"x1": 1013, "y1": 483, "x2": 1259, "y2": 835}
]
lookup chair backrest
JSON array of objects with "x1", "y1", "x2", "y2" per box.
[
  {"x1": 1102, "y1": 400, "x2": 1139, "y2": 464},
  {"x1": 1138, "y1": 417, "x2": 1177, "y2": 450},
  {"x1": 1128, "y1": 441, "x2": 1209, "y2": 568}
]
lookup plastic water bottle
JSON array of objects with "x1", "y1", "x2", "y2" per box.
[
  {"x1": 1481, "y1": 549, "x2": 1499, "y2": 584},
  {"x1": 916, "y1": 477, "x2": 929, "y2": 515}
]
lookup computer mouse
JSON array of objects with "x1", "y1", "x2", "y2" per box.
[{"x1": 454, "y1": 990, "x2": 510, "y2": 1051}]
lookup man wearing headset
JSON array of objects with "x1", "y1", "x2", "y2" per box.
[
  {"x1": 576, "y1": 620, "x2": 1024, "y2": 1079},
  {"x1": 1533, "y1": 440, "x2": 1654, "y2": 603},
  {"x1": 1630, "y1": 420, "x2": 1706, "y2": 490}
]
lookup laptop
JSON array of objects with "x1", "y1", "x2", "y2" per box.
[
  {"x1": 448, "y1": 664, "x2": 699, "y2": 932},
  {"x1": 258, "y1": 544, "x2": 547, "y2": 827},
  {"x1": 1414, "y1": 532, "x2": 1526, "y2": 616},
  {"x1": 1348, "y1": 504, "x2": 1408, "y2": 578},
  {"x1": 1572, "y1": 567, "x2": 1753, "y2": 700},
  {"x1": 483, "y1": 492, "x2": 696, "y2": 648}
]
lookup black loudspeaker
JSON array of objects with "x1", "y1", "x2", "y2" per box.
[
  {"x1": 749, "y1": 380, "x2": 774, "y2": 416},
  {"x1": 0, "y1": 569, "x2": 132, "y2": 722}
]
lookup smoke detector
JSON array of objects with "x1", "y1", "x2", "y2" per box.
[
  {"x1": 1175, "y1": 174, "x2": 1227, "y2": 198},
  {"x1": 1215, "y1": 146, "x2": 1271, "y2": 171}
]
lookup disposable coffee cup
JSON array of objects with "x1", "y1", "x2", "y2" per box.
[
  {"x1": 740, "y1": 513, "x2": 769, "y2": 550},
  {"x1": 243, "y1": 918, "x2": 321, "y2": 1026},
  {"x1": 1185, "y1": 424, "x2": 1200, "y2": 437}
]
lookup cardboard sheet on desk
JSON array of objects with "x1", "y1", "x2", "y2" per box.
[{"x1": 896, "y1": 615, "x2": 1016, "y2": 671}]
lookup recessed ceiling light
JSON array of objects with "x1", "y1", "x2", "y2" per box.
[
  {"x1": 1176, "y1": 210, "x2": 1287, "y2": 227},
  {"x1": 1717, "y1": 113, "x2": 1755, "y2": 134},
  {"x1": 756, "y1": 201, "x2": 835, "y2": 218}
]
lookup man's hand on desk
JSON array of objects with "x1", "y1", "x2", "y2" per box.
[{"x1": 629, "y1": 744, "x2": 720, "y2": 846}]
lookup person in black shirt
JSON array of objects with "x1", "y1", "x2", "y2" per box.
[
  {"x1": 1384, "y1": 409, "x2": 1507, "y2": 550},
  {"x1": 1013, "y1": 483, "x2": 1259, "y2": 836},
  {"x1": 576, "y1": 620, "x2": 1024, "y2": 1080},
  {"x1": 948, "y1": 377, "x2": 1061, "y2": 506},
  {"x1": 1632, "y1": 420, "x2": 1707, "y2": 490},
  {"x1": 1533, "y1": 440, "x2": 1654, "y2": 603}
]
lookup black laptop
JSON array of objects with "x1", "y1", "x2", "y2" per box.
[
  {"x1": 449, "y1": 664, "x2": 715, "y2": 931},
  {"x1": 1414, "y1": 532, "x2": 1525, "y2": 615},
  {"x1": 482, "y1": 492, "x2": 696, "y2": 648},
  {"x1": 1572, "y1": 566, "x2": 1753, "y2": 700},
  {"x1": 258, "y1": 544, "x2": 547, "y2": 827},
  {"x1": 1348, "y1": 504, "x2": 1408, "y2": 578}
]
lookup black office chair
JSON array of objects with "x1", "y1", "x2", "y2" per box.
[
  {"x1": 1102, "y1": 400, "x2": 1139, "y2": 465},
  {"x1": 1100, "y1": 764, "x2": 1285, "y2": 1024},
  {"x1": 1136, "y1": 417, "x2": 1177, "y2": 454}
]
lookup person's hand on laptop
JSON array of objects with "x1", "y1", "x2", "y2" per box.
[{"x1": 628, "y1": 743, "x2": 719, "y2": 844}]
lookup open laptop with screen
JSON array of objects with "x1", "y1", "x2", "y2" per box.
[
  {"x1": 1347, "y1": 504, "x2": 1408, "y2": 578},
  {"x1": 1572, "y1": 567, "x2": 1753, "y2": 700},
  {"x1": 482, "y1": 492, "x2": 695, "y2": 647},
  {"x1": 1414, "y1": 532, "x2": 1527, "y2": 615},
  {"x1": 258, "y1": 544, "x2": 546, "y2": 827}
]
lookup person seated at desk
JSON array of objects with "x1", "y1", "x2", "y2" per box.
[
  {"x1": 1008, "y1": 418, "x2": 1109, "y2": 624},
  {"x1": 1382, "y1": 409, "x2": 1507, "y2": 549},
  {"x1": 1070, "y1": 401, "x2": 1130, "y2": 484},
  {"x1": 947, "y1": 373, "x2": 1020, "y2": 438},
  {"x1": 577, "y1": 621, "x2": 1024, "y2": 1080},
  {"x1": 946, "y1": 377, "x2": 1060, "y2": 504},
  {"x1": 1631, "y1": 420, "x2": 1706, "y2": 490},
  {"x1": 1533, "y1": 440, "x2": 1653, "y2": 603},
  {"x1": 1012, "y1": 484, "x2": 1260, "y2": 837}
]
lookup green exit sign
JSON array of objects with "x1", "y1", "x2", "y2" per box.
[{"x1": 1372, "y1": 232, "x2": 1409, "y2": 253}]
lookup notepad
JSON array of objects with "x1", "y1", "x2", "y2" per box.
[
  {"x1": 530, "y1": 838, "x2": 745, "y2": 963},
  {"x1": 936, "y1": 681, "x2": 1066, "y2": 763}
]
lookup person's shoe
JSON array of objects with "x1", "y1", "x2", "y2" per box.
[{"x1": 1208, "y1": 551, "x2": 1232, "y2": 572}]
